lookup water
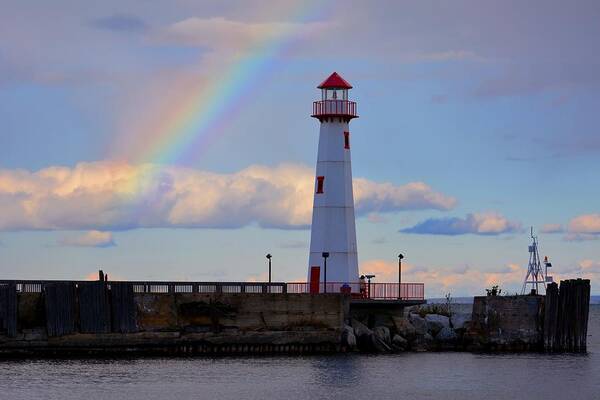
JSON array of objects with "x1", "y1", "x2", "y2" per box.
[{"x1": 1, "y1": 306, "x2": 599, "y2": 400}]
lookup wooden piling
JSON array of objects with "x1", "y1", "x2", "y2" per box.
[{"x1": 544, "y1": 279, "x2": 590, "y2": 352}]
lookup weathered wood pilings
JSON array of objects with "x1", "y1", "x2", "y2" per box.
[
  {"x1": 45, "y1": 283, "x2": 77, "y2": 337},
  {"x1": 544, "y1": 279, "x2": 590, "y2": 352},
  {"x1": 110, "y1": 283, "x2": 137, "y2": 333},
  {"x1": 0, "y1": 283, "x2": 17, "y2": 337},
  {"x1": 78, "y1": 282, "x2": 111, "y2": 334}
]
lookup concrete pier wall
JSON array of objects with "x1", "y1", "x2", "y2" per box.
[
  {"x1": 0, "y1": 291, "x2": 349, "y2": 356},
  {"x1": 467, "y1": 295, "x2": 544, "y2": 350}
]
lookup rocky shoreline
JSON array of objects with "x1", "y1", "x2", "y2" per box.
[{"x1": 344, "y1": 309, "x2": 475, "y2": 353}]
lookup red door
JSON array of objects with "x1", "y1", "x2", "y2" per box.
[{"x1": 310, "y1": 266, "x2": 320, "y2": 294}]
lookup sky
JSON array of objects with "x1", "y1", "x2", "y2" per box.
[{"x1": 1, "y1": 0, "x2": 600, "y2": 297}]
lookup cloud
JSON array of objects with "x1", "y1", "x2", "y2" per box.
[
  {"x1": 90, "y1": 14, "x2": 147, "y2": 33},
  {"x1": 0, "y1": 161, "x2": 455, "y2": 232},
  {"x1": 360, "y1": 259, "x2": 526, "y2": 297},
  {"x1": 354, "y1": 180, "x2": 456, "y2": 213},
  {"x1": 59, "y1": 230, "x2": 115, "y2": 248},
  {"x1": 541, "y1": 223, "x2": 564, "y2": 234},
  {"x1": 568, "y1": 214, "x2": 600, "y2": 234},
  {"x1": 559, "y1": 214, "x2": 600, "y2": 241},
  {"x1": 400, "y1": 212, "x2": 520, "y2": 236}
]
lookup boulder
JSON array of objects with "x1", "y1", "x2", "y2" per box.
[
  {"x1": 435, "y1": 326, "x2": 458, "y2": 343},
  {"x1": 351, "y1": 319, "x2": 372, "y2": 338},
  {"x1": 408, "y1": 313, "x2": 428, "y2": 335},
  {"x1": 392, "y1": 317, "x2": 416, "y2": 340},
  {"x1": 411, "y1": 333, "x2": 434, "y2": 352},
  {"x1": 425, "y1": 314, "x2": 450, "y2": 335},
  {"x1": 373, "y1": 326, "x2": 391, "y2": 346},
  {"x1": 392, "y1": 334, "x2": 408, "y2": 349},
  {"x1": 371, "y1": 333, "x2": 392, "y2": 353},
  {"x1": 450, "y1": 313, "x2": 471, "y2": 330},
  {"x1": 342, "y1": 325, "x2": 357, "y2": 349},
  {"x1": 351, "y1": 319, "x2": 374, "y2": 351}
]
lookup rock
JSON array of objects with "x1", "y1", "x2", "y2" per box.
[
  {"x1": 392, "y1": 317, "x2": 416, "y2": 340},
  {"x1": 435, "y1": 326, "x2": 458, "y2": 343},
  {"x1": 351, "y1": 319, "x2": 375, "y2": 351},
  {"x1": 342, "y1": 325, "x2": 357, "y2": 349},
  {"x1": 392, "y1": 334, "x2": 408, "y2": 349},
  {"x1": 408, "y1": 313, "x2": 428, "y2": 335},
  {"x1": 373, "y1": 326, "x2": 391, "y2": 346},
  {"x1": 371, "y1": 333, "x2": 392, "y2": 353},
  {"x1": 425, "y1": 314, "x2": 450, "y2": 335},
  {"x1": 411, "y1": 333, "x2": 434, "y2": 352},
  {"x1": 450, "y1": 313, "x2": 471, "y2": 330},
  {"x1": 351, "y1": 319, "x2": 372, "y2": 339}
]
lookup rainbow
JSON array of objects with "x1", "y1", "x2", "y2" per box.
[{"x1": 115, "y1": 1, "x2": 331, "y2": 183}]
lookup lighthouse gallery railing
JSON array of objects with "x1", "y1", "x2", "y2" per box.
[{"x1": 312, "y1": 100, "x2": 357, "y2": 117}]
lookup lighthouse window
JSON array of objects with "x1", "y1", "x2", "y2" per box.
[
  {"x1": 344, "y1": 131, "x2": 350, "y2": 149},
  {"x1": 316, "y1": 176, "x2": 324, "y2": 194}
]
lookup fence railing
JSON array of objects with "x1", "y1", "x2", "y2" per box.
[
  {"x1": 0, "y1": 280, "x2": 286, "y2": 295},
  {"x1": 0, "y1": 280, "x2": 424, "y2": 300},
  {"x1": 312, "y1": 100, "x2": 357, "y2": 118},
  {"x1": 285, "y1": 282, "x2": 424, "y2": 300}
]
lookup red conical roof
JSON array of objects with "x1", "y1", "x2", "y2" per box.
[{"x1": 317, "y1": 72, "x2": 353, "y2": 89}]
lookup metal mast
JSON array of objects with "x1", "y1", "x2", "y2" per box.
[{"x1": 521, "y1": 227, "x2": 546, "y2": 294}]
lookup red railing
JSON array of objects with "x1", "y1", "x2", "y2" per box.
[
  {"x1": 286, "y1": 282, "x2": 424, "y2": 300},
  {"x1": 312, "y1": 100, "x2": 357, "y2": 118}
]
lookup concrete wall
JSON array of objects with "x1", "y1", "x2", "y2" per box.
[
  {"x1": 468, "y1": 295, "x2": 544, "y2": 350},
  {"x1": 0, "y1": 292, "x2": 349, "y2": 356},
  {"x1": 136, "y1": 293, "x2": 348, "y2": 332}
]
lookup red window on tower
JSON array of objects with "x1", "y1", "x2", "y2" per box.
[
  {"x1": 316, "y1": 176, "x2": 324, "y2": 193},
  {"x1": 344, "y1": 131, "x2": 350, "y2": 149}
]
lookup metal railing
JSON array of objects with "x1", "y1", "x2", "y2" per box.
[
  {"x1": 0, "y1": 280, "x2": 286, "y2": 294},
  {"x1": 285, "y1": 282, "x2": 424, "y2": 300},
  {"x1": 312, "y1": 100, "x2": 357, "y2": 118},
  {"x1": 0, "y1": 280, "x2": 424, "y2": 300}
]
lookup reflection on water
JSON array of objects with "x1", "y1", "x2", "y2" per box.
[{"x1": 1, "y1": 306, "x2": 599, "y2": 400}]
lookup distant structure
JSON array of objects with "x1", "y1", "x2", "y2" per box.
[
  {"x1": 521, "y1": 227, "x2": 553, "y2": 294},
  {"x1": 307, "y1": 72, "x2": 359, "y2": 289}
]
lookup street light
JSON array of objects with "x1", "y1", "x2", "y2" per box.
[
  {"x1": 398, "y1": 253, "x2": 404, "y2": 300},
  {"x1": 266, "y1": 254, "x2": 272, "y2": 284},
  {"x1": 322, "y1": 252, "x2": 329, "y2": 293}
]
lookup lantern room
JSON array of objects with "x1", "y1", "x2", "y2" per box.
[{"x1": 312, "y1": 72, "x2": 358, "y2": 121}]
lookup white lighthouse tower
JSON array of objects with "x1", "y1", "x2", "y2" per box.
[{"x1": 307, "y1": 72, "x2": 359, "y2": 291}]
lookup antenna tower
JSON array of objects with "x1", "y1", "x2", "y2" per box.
[{"x1": 521, "y1": 227, "x2": 549, "y2": 294}]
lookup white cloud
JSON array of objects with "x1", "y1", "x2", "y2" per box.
[
  {"x1": 556, "y1": 214, "x2": 600, "y2": 241},
  {"x1": 59, "y1": 230, "x2": 115, "y2": 248},
  {"x1": 568, "y1": 214, "x2": 600, "y2": 234},
  {"x1": 0, "y1": 161, "x2": 455, "y2": 232},
  {"x1": 400, "y1": 212, "x2": 520, "y2": 236},
  {"x1": 361, "y1": 259, "x2": 526, "y2": 297},
  {"x1": 361, "y1": 257, "x2": 600, "y2": 297}
]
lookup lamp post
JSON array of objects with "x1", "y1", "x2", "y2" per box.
[
  {"x1": 266, "y1": 253, "x2": 272, "y2": 285},
  {"x1": 322, "y1": 252, "x2": 329, "y2": 293},
  {"x1": 398, "y1": 253, "x2": 404, "y2": 300}
]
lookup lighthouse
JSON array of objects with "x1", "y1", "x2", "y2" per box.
[{"x1": 307, "y1": 72, "x2": 359, "y2": 291}]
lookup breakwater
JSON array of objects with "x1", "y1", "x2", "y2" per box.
[
  {"x1": 0, "y1": 279, "x2": 590, "y2": 356},
  {"x1": 0, "y1": 281, "x2": 347, "y2": 356}
]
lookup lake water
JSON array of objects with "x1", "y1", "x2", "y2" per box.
[{"x1": 1, "y1": 305, "x2": 599, "y2": 400}]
